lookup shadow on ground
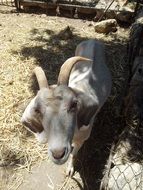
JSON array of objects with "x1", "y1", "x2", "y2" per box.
[
  {"x1": 17, "y1": 27, "x2": 129, "y2": 190},
  {"x1": 20, "y1": 26, "x2": 88, "y2": 92}
]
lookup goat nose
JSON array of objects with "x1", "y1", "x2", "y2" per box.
[{"x1": 51, "y1": 148, "x2": 66, "y2": 160}]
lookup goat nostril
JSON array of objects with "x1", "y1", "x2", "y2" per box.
[{"x1": 51, "y1": 148, "x2": 66, "y2": 160}]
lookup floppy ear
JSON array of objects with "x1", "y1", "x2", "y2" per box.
[
  {"x1": 21, "y1": 97, "x2": 48, "y2": 143},
  {"x1": 21, "y1": 97, "x2": 43, "y2": 133}
]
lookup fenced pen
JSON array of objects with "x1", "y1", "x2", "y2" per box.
[
  {"x1": 100, "y1": 6, "x2": 143, "y2": 189},
  {"x1": 0, "y1": 0, "x2": 15, "y2": 6},
  {"x1": 0, "y1": 0, "x2": 138, "y2": 20},
  {"x1": 1, "y1": 0, "x2": 143, "y2": 190}
]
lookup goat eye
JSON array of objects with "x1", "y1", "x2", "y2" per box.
[
  {"x1": 69, "y1": 100, "x2": 78, "y2": 112},
  {"x1": 34, "y1": 108, "x2": 40, "y2": 113}
]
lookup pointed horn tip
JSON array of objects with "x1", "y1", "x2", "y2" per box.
[
  {"x1": 77, "y1": 56, "x2": 92, "y2": 62},
  {"x1": 33, "y1": 66, "x2": 43, "y2": 73},
  {"x1": 33, "y1": 66, "x2": 49, "y2": 89},
  {"x1": 86, "y1": 58, "x2": 92, "y2": 62}
]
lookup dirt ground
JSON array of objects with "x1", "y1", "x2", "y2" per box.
[{"x1": 0, "y1": 4, "x2": 130, "y2": 190}]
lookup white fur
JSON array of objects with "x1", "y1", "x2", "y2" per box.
[
  {"x1": 21, "y1": 97, "x2": 36, "y2": 122},
  {"x1": 35, "y1": 130, "x2": 48, "y2": 144}
]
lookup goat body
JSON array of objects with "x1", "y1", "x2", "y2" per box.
[{"x1": 21, "y1": 40, "x2": 112, "y2": 176}]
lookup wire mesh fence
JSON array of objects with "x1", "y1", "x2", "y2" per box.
[
  {"x1": 106, "y1": 127, "x2": 143, "y2": 190},
  {"x1": 108, "y1": 163, "x2": 143, "y2": 189},
  {"x1": 100, "y1": 6, "x2": 143, "y2": 190},
  {"x1": 100, "y1": 115, "x2": 143, "y2": 190},
  {"x1": 101, "y1": 123, "x2": 143, "y2": 190}
]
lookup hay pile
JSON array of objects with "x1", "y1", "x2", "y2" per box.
[{"x1": 0, "y1": 24, "x2": 48, "y2": 171}]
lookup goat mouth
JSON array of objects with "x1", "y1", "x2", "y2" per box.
[
  {"x1": 49, "y1": 146, "x2": 71, "y2": 165},
  {"x1": 52, "y1": 151, "x2": 70, "y2": 165}
]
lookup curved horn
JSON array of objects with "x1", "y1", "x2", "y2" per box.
[
  {"x1": 34, "y1": 67, "x2": 49, "y2": 89},
  {"x1": 58, "y1": 56, "x2": 92, "y2": 85}
]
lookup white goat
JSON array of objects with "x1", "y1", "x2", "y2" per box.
[{"x1": 21, "y1": 39, "x2": 112, "y2": 176}]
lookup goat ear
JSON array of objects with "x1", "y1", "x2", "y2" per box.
[
  {"x1": 21, "y1": 97, "x2": 44, "y2": 134},
  {"x1": 68, "y1": 98, "x2": 78, "y2": 112},
  {"x1": 21, "y1": 116, "x2": 48, "y2": 144},
  {"x1": 21, "y1": 119, "x2": 43, "y2": 133}
]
